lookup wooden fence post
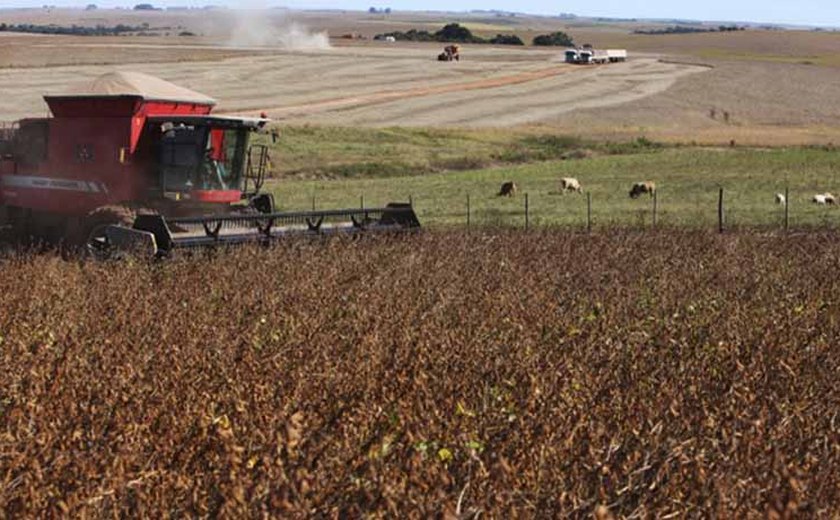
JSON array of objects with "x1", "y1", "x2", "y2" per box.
[
  {"x1": 467, "y1": 193, "x2": 471, "y2": 228},
  {"x1": 360, "y1": 195, "x2": 365, "y2": 210},
  {"x1": 311, "y1": 195, "x2": 316, "y2": 212},
  {"x1": 718, "y1": 187, "x2": 725, "y2": 233},
  {"x1": 587, "y1": 192, "x2": 592, "y2": 233},
  {"x1": 525, "y1": 193, "x2": 530, "y2": 230},
  {"x1": 409, "y1": 195, "x2": 413, "y2": 207},
  {"x1": 652, "y1": 189, "x2": 658, "y2": 228},
  {"x1": 784, "y1": 186, "x2": 790, "y2": 231}
]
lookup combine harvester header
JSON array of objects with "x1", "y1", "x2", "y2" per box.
[
  {"x1": 565, "y1": 47, "x2": 627, "y2": 65},
  {"x1": 0, "y1": 72, "x2": 420, "y2": 257}
]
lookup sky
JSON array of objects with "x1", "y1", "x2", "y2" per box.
[{"x1": 3, "y1": 1, "x2": 840, "y2": 27}]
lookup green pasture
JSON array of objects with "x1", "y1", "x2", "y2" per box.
[{"x1": 263, "y1": 126, "x2": 840, "y2": 229}]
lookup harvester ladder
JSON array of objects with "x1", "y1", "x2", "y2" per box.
[{"x1": 245, "y1": 144, "x2": 270, "y2": 196}]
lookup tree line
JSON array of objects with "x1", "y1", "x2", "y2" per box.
[
  {"x1": 634, "y1": 25, "x2": 745, "y2": 35},
  {"x1": 0, "y1": 22, "x2": 150, "y2": 36},
  {"x1": 375, "y1": 23, "x2": 574, "y2": 47}
]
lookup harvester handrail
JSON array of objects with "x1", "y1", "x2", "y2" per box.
[
  {"x1": 0, "y1": 121, "x2": 19, "y2": 139},
  {"x1": 244, "y1": 144, "x2": 270, "y2": 196}
]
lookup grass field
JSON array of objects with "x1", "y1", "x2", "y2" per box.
[
  {"x1": 1, "y1": 232, "x2": 837, "y2": 516},
  {"x1": 264, "y1": 125, "x2": 607, "y2": 179},
  {"x1": 265, "y1": 126, "x2": 840, "y2": 229}
]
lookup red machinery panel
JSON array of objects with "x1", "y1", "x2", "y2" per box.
[{"x1": 2, "y1": 94, "x2": 217, "y2": 216}]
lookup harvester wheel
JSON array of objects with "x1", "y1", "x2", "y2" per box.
[
  {"x1": 82, "y1": 205, "x2": 136, "y2": 260},
  {"x1": 0, "y1": 206, "x2": 15, "y2": 247}
]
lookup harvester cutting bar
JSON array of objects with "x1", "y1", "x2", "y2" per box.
[{"x1": 130, "y1": 203, "x2": 420, "y2": 255}]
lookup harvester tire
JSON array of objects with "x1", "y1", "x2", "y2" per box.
[
  {"x1": 0, "y1": 205, "x2": 15, "y2": 243},
  {"x1": 82, "y1": 205, "x2": 136, "y2": 260}
]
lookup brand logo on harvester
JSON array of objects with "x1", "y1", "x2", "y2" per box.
[{"x1": 1, "y1": 175, "x2": 108, "y2": 194}]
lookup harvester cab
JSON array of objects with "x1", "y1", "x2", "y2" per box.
[
  {"x1": 143, "y1": 115, "x2": 266, "y2": 203},
  {"x1": 0, "y1": 72, "x2": 420, "y2": 257}
]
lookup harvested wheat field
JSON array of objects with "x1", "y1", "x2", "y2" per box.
[
  {"x1": 4, "y1": 8, "x2": 840, "y2": 143},
  {"x1": 0, "y1": 231, "x2": 838, "y2": 516},
  {"x1": 0, "y1": 40, "x2": 704, "y2": 128},
  {"x1": 546, "y1": 59, "x2": 840, "y2": 145}
]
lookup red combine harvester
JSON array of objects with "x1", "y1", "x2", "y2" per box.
[{"x1": 0, "y1": 72, "x2": 419, "y2": 257}]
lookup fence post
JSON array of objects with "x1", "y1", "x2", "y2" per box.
[
  {"x1": 784, "y1": 186, "x2": 789, "y2": 232},
  {"x1": 467, "y1": 193, "x2": 471, "y2": 228},
  {"x1": 718, "y1": 187, "x2": 725, "y2": 233},
  {"x1": 311, "y1": 195, "x2": 316, "y2": 212},
  {"x1": 652, "y1": 189, "x2": 658, "y2": 229},
  {"x1": 525, "y1": 193, "x2": 530, "y2": 230},
  {"x1": 360, "y1": 195, "x2": 365, "y2": 210},
  {"x1": 409, "y1": 195, "x2": 413, "y2": 207},
  {"x1": 587, "y1": 192, "x2": 592, "y2": 233}
]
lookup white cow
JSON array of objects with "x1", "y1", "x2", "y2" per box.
[
  {"x1": 775, "y1": 193, "x2": 786, "y2": 205},
  {"x1": 812, "y1": 193, "x2": 836, "y2": 205},
  {"x1": 560, "y1": 177, "x2": 583, "y2": 194}
]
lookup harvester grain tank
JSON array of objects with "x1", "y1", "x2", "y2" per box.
[{"x1": 0, "y1": 72, "x2": 420, "y2": 257}]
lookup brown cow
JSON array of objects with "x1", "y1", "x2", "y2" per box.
[
  {"x1": 498, "y1": 181, "x2": 517, "y2": 197},
  {"x1": 629, "y1": 181, "x2": 656, "y2": 199}
]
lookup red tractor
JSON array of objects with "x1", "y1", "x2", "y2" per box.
[
  {"x1": 0, "y1": 72, "x2": 418, "y2": 257},
  {"x1": 437, "y1": 45, "x2": 460, "y2": 61}
]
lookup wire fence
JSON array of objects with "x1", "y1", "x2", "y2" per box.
[{"x1": 302, "y1": 185, "x2": 840, "y2": 232}]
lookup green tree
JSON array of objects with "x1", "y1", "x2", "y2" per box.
[
  {"x1": 434, "y1": 23, "x2": 482, "y2": 43},
  {"x1": 532, "y1": 31, "x2": 574, "y2": 46},
  {"x1": 489, "y1": 34, "x2": 524, "y2": 45}
]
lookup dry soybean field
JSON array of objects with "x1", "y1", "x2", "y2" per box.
[{"x1": 0, "y1": 231, "x2": 838, "y2": 516}]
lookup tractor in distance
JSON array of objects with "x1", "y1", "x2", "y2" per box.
[
  {"x1": 437, "y1": 45, "x2": 461, "y2": 61},
  {"x1": 0, "y1": 72, "x2": 419, "y2": 257}
]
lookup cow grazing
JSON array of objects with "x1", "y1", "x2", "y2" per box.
[
  {"x1": 813, "y1": 193, "x2": 836, "y2": 205},
  {"x1": 498, "y1": 181, "x2": 517, "y2": 197},
  {"x1": 775, "y1": 193, "x2": 786, "y2": 205},
  {"x1": 629, "y1": 181, "x2": 656, "y2": 199},
  {"x1": 560, "y1": 177, "x2": 583, "y2": 194}
]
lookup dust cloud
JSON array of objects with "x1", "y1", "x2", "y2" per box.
[{"x1": 225, "y1": 4, "x2": 330, "y2": 50}]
